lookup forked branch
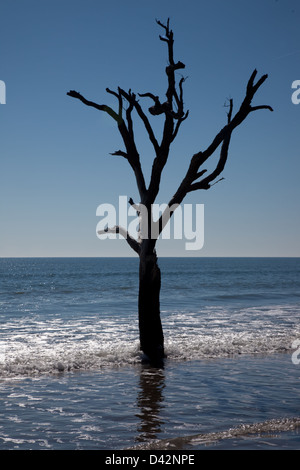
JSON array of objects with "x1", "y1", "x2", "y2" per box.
[
  {"x1": 67, "y1": 88, "x2": 147, "y2": 199},
  {"x1": 155, "y1": 68, "x2": 273, "y2": 235}
]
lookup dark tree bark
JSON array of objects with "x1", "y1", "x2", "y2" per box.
[
  {"x1": 67, "y1": 18, "x2": 272, "y2": 366},
  {"x1": 138, "y1": 250, "x2": 164, "y2": 366}
]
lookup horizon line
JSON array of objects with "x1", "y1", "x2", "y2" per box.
[{"x1": 0, "y1": 255, "x2": 299, "y2": 259}]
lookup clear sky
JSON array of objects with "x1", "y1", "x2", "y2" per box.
[{"x1": 0, "y1": 0, "x2": 299, "y2": 257}]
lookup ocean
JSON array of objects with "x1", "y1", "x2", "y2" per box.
[{"x1": 0, "y1": 257, "x2": 300, "y2": 450}]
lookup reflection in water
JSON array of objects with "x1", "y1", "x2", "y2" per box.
[{"x1": 135, "y1": 366, "x2": 166, "y2": 443}]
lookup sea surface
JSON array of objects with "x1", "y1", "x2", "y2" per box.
[{"x1": 0, "y1": 257, "x2": 300, "y2": 450}]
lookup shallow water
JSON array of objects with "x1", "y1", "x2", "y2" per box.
[
  {"x1": 1, "y1": 257, "x2": 300, "y2": 449},
  {"x1": 1, "y1": 354, "x2": 299, "y2": 449},
  {"x1": 1, "y1": 258, "x2": 300, "y2": 377}
]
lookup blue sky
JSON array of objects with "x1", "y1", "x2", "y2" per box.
[{"x1": 0, "y1": 0, "x2": 299, "y2": 257}]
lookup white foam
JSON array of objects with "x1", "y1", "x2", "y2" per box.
[{"x1": 1, "y1": 304, "x2": 299, "y2": 378}]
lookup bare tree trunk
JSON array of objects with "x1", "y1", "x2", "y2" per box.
[{"x1": 138, "y1": 250, "x2": 164, "y2": 366}]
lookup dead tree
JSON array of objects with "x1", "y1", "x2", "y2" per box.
[{"x1": 67, "y1": 19, "x2": 273, "y2": 366}]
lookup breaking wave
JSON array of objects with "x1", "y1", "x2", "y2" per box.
[{"x1": 1, "y1": 304, "x2": 299, "y2": 378}]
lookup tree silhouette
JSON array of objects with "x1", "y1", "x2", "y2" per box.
[{"x1": 67, "y1": 19, "x2": 272, "y2": 366}]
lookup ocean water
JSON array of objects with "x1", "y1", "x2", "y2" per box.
[{"x1": 0, "y1": 257, "x2": 300, "y2": 450}]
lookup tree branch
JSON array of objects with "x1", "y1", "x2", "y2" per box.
[
  {"x1": 188, "y1": 99, "x2": 233, "y2": 191},
  {"x1": 126, "y1": 91, "x2": 135, "y2": 138},
  {"x1": 188, "y1": 132, "x2": 231, "y2": 192},
  {"x1": 128, "y1": 197, "x2": 140, "y2": 213},
  {"x1": 67, "y1": 90, "x2": 122, "y2": 123},
  {"x1": 110, "y1": 150, "x2": 128, "y2": 158},
  {"x1": 250, "y1": 105, "x2": 274, "y2": 112},
  {"x1": 154, "y1": 68, "x2": 273, "y2": 235},
  {"x1": 97, "y1": 225, "x2": 140, "y2": 255},
  {"x1": 146, "y1": 19, "x2": 189, "y2": 203},
  {"x1": 120, "y1": 89, "x2": 160, "y2": 155},
  {"x1": 67, "y1": 88, "x2": 147, "y2": 199},
  {"x1": 106, "y1": 87, "x2": 123, "y2": 119},
  {"x1": 193, "y1": 70, "x2": 273, "y2": 169}
]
